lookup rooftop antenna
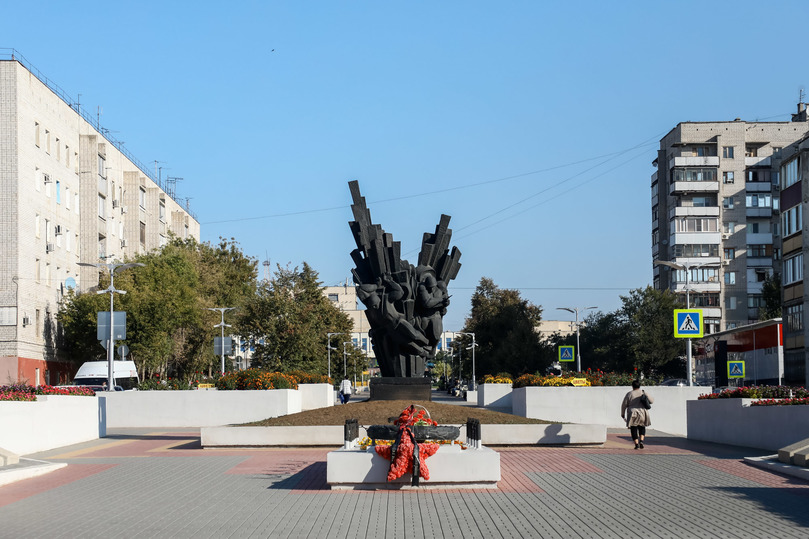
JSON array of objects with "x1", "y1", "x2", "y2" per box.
[
  {"x1": 182, "y1": 197, "x2": 193, "y2": 211},
  {"x1": 800, "y1": 87, "x2": 806, "y2": 105},
  {"x1": 97, "y1": 106, "x2": 102, "y2": 128},
  {"x1": 166, "y1": 176, "x2": 183, "y2": 198}
]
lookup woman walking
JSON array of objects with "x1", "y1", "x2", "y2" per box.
[{"x1": 621, "y1": 380, "x2": 653, "y2": 449}]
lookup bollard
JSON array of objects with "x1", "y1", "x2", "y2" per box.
[{"x1": 344, "y1": 418, "x2": 359, "y2": 449}]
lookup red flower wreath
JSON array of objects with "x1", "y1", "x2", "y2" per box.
[{"x1": 375, "y1": 405, "x2": 440, "y2": 481}]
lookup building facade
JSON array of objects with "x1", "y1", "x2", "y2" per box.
[
  {"x1": 653, "y1": 115, "x2": 809, "y2": 342},
  {"x1": 776, "y1": 122, "x2": 809, "y2": 385},
  {"x1": 0, "y1": 55, "x2": 200, "y2": 384}
]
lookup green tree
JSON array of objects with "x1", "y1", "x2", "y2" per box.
[
  {"x1": 619, "y1": 286, "x2": 682, "y2": 378},
  {"x1": 461, "y1": 277, "x2": 545, "y2": 379},
  {"x1": 579, "y1": 310, "x2": 633, "y2": 373},
  {"x1": 238, "y1": 263, "x2": 353, "y2": 375},
  {"x1": 759, "y1": 274, "x2": 782, "y2": 320}
]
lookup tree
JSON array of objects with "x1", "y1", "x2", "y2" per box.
[
  {"x1": 619, "y1": 286, "x2": 682, "y2": 378},
  {"x1": 759, "y1": 274, "x2": 782, "y2": 320},
  {"x1": 579, "y1": 310, "x2": 633, "y2": 373},
  {"x1": 238, "y1": 262, "x2": 353, "y2": 375},
  {"x1": 461, "y1": 277, "x2": 545, "y2": 379}
]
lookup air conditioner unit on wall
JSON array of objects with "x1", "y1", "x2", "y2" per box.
[
  {"x1": 22, "y1": 315, "x2": 30, "y2": 327},
  {"x1": 112, "y1": 200, "x2": 119, "y2": 209},
  {"x1": 46, "y1": 243, "x2": 54, "y2": 253},
  {"x1": 121, "y1": 239, "x2": 127, "y2": 248},
  {"x1": 54, "y1": 225, "x2": 62, "y2": 235},
  {"x1": 722, "y1": 260, "x2": 730, "y2": 266}
]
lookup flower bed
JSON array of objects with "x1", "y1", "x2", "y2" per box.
[
  {"x1": 480, "y1": 374, "x2": 512, "y2": 384},
  {"x1": 0, "y1": 384, "x2": 96, "y2": 401},
  {"x1": 215, "y1": 369, "x2": 298, "y2": 390},
  {"x1": 697, "y1": 386, "x2": 808, "y2": 401},
  {"x1": 513, "y1": 371, "x2": 658, "y2": 388}
]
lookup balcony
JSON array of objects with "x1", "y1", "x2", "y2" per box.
[
  {"x1": 746, "y1": 232, "x2": 773, "y2": 245},
  {"x1": 669, "y1": 156, "x2": 720, "y2": 168},
  {"x1": 670, "y1": 206, "x2": 720, "y2": 219},
  {"x1": 670, "y1": 232, "x2": 721, "y2": 246},
  {"x1": 672, "y1": 281, "x2": 721, "y2": 294},
  {"x1": 745, "y1": 156, "x2": 771, "y2": 167},
  {"x1": 747, "y1": 257, "x2": 773, "y2": 268},
  {"x1": 746, "y1": 182, "x2": 773, "y2": 193},
  {"x1": 670, "y1": 181, "x2": 719, "y2": 195},
  {"x1": 746, "y1": 207, "x2": 772, "y2": 218}
]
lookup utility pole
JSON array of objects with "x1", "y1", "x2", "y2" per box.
[
  {"x1": 327, "y1": 332, "x2": 344, "y2": 380},
  {"x1": 456, "y1": 332, "x2": 477, "y2": 390}
]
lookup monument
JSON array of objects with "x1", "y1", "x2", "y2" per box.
[{"x1": 347, "y1": 180, "x2": 462, "y2": 400}]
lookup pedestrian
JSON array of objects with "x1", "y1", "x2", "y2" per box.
[
  {"x1": 621, "y1": 379, "x2": 653, "y2": 449},
  {"x1": 340, "y1": 376, "x2": 353, "y2": 405}
]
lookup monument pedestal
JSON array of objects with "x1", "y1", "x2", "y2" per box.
[{"x1": 369, "y1": 377, "x2": 431, "y2": 401}]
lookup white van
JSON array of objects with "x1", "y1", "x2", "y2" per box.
[{"x1": 74, "y1": 361, "x2": 140, "y2": 390}]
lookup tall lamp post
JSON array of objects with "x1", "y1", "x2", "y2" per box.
[
  {"x1": 326, "y1": 332, "x2": 344, "y2": 380},
  {"x1": 654, "y1": 259, "x2": 718, "y2": 387},
  {"x1": 557, "y1": 306, "x2": 597, "y2": 372},
  {"x1": 456, "y1": 332, "x2": 476, "y2": 389},
  {"x1": 342, "y1": 341, "x2": 352, "y2": 377},
  {"x1": 79, "y1": 261, "x2": 144, "y2": 391},
  {"x1": 207, "y1": 307, "x2": 235, "y2": 375}
]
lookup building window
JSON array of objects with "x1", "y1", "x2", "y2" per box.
[
  {"x1": 725, "y1": 296, "x2": 738, "y2": 310},
  {"x1": 786, "y1": 304, "x2": 804, "y2": 332},
  {"x1": 74, "y1": 193, "x2": 80, "y2": 214},
  {"x1": 35, "y1": 122, "x2": 40, "y2": 147},
  {"x1": 784, "y1": 253, "x2": 804, "y2": 285},
  {"x1": 749, "y1": 222, "x2": 759, "y2": 233},
  {"x1": 746, "y1": 194, "x2": 772, "y2": 208},
  {"x1": 159, "y1": 202, "x2": 166, "y2": 222},
  {"x1": 745, "y1": 146, "x2": 758, "y2": 157},
  {"x1": 722, "y1": 146, "x2": 734, "y2": 159},
  {"x1": 692, "y1": 146, "x2": 713, "y2": 157},
  {"x1": 672, "y1": 244, "x2": 719, "y2": 257},
  {"x1": 65, "y1": 145, "x2": 70, "y2": 167},
  {"x1": 691, "y1": 293, "x2": 720, "y2": 307},
  {"x1": 55, "y1": 138, "x2": 60, "y2": 161},
  {"x1": 35, "y1": 214, "x2": 41, "y2": 238},
  {"x1": 35, "y1": 259, "x2": 41, "y2": 282},
  {"x1": 782, "y1": 205, "x2": 802, "y2": 237},
  {"x1": 722, "y1": 197, "x2": 734, "y2": 209},
  {"x1": 748, "y1": 295, "x2": 764, "y2": 308},
  {"x1": 98, "y1": 195, "x2": 106, "y2": 219},
  {"x1": 723, "y1": 222, "x2": 735, "y2": 234},
  {"x1": 672, "y1": 168, "x2": 717, "y2": 182},
  {"x1": 328, "y1": 293, "x2": 339, "y2": 302},
  {"x1": 98, "y1": 154, "x2": 106, "y2": 178},
  {"x1": 139, "y1": 188, "x2": 146, "y2": 209},
  {"x1": 782, "y1": 159, "x2": 799, "y2": 189},
  {"x1": 676, "y1": 217, "x2": 718, "y2": 232},
  {"x1": 724, "y1": 272, "x2": 736, "y2": 285},
  {"x1": 675, "y1": 268, "x2": 718, "y2": 283},
  {"x1": 65, "y1": 187, "x2": 70, "y2": 210},
  {"x1": 140, "y1": 222, "x2": 146, "y2": 246},
  {"x1": 723, "y1": 171, "x2": 735, "y2": 184},
  {"x1": 65, "y1": 229, "x2": 71, "y2": 252},
  {"x1": 724, "y1": 248, "x2": 735, "y2": 260},
  {"x1": 56, "y1": 180, "x2": 61, "y2": 204},
  {"x1": 45, "y1": 130, "x2": 50, "y2": 154},
  {"x1": 747, "y1": 244, "x2": 770, "y2": 258}
]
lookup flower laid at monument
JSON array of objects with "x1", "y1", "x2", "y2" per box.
[{"x1": 371, "y1": 404, "x2": 457, "y2": 484}]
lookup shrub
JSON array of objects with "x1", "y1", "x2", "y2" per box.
[
  {"x1": 481, "y1": 374, "x2": 513, "y2": 384},
  {"x1": 698, "y1": 386, "x2": 808, "y2": 400},
  {"x1": 0, "y1": 384, "x2": 95, "y2": 400},
  {"x1": 286, "y1": 370, "x2": 331, "y2": 385},
  {"x1": 215, "y1": 369, "x2": 298, "y2": 390},
  {"x1": 512, "y1": 371, "x2": 656, "y2": 388}
]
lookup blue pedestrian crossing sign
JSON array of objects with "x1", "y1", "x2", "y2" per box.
[
  {"x1": 728, "y1": 361, "x2": 745, "y2": 379},
  {"x1": 559, "y1": 345, "x2": 575, "y2": 362},
  {"x1": 673, "y1": 309, "x2": 703, "y2": 338}
]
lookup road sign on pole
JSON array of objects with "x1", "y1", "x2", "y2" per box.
[
  {"x1": 673, "y1": 309, "x2": 703, "y2": 338},
  {"x1": 559, "y1": 345, "x2": 575, "y2": 362},
  {"x1": 728, "y1": 361, "x2": 745, "y2": 379}
]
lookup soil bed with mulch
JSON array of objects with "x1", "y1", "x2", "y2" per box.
[{"x1": 245, "y1": 399, "x2": 553, "y2": 427}]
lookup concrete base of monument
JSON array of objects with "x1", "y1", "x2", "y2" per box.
[
  {"x1": 326, "y1": 444, "x2": 500, "y2": 490},
  {"x1": 369, "y1": 377, "x2": 432, "y2": 401}
]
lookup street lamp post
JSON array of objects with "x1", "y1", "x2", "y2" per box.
[
  {"x1": 79, "y1": 261, "x2": 144, "y2": 391},
  {"x1": 343, "y1": 341, "x2": 351, "y2": 377},
  {"x1": 557, "y1": 306, "x2": 597, "y2": 372},
  {"x1": 207, "y1": 307, "x2": 235, "y2": 375},
  {"x1": 456, "y1": 332, "x2": 477, "y2": 390},
  {"x1": 654, "y1": 259, "x2": 718, "y2": 387},
  {"x1": 326, "y1": 332, "x2": 344, "y2": 380}
]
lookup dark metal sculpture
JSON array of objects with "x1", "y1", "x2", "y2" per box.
[{"x1": 348, "y1": 180, "x2": 462, "y2": 378}]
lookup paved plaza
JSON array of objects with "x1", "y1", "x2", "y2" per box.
[{"x1": 2, "y1": 420, "x2": 809, "y2": 538}]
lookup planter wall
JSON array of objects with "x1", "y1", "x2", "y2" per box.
[
  {"x1": 101, "y1": 389, "x2": 302, "y2": 428},
  {"x1": 298, "y1": 383, "x2": 334, "y2": 411},
  {"x1": 512, "y1": 386, "x2": 707, "y2": 436},
  {"x1": 478, "y1": 383, "x2": 513, "y2": 409},
  {"x1": 0, "y1": 395, "x2": 101, "y2": 455},
  {"x1": 687, "y1": 399, "x2": 809, "y2": 451}
]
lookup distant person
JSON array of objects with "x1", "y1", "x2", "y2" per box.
[
  {"x1": 621, "y1": 380, "x2": 653, "y2": 449},
  {"x1": 339, "y1": 376, "x2": 353, "y2": 405}
]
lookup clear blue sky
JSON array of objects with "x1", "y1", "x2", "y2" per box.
[{"x1": 5, "y1": 1, "x2": 806, "y2": 330}]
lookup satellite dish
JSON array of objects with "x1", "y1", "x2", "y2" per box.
[{"x1": 65, "y1": 277, "x2": 77, "y2": 290}]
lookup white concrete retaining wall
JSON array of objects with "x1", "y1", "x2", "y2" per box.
[
  {"x1": 201, "y1": 422, "x2": 606, "y2": 447},
  {"x1": 0, "y1": 396, "x2": 101, "y2": 455},
  {"x1": 512, "y1": 386, "x2": 708, "y2": 436},
  {"x1": 101, "y1": 389, "x2": 302, "y2": 428},
  {"x1": 478, "y1": 383, "x2": 513, "y2": 409},
  {"x1": 687, "y1": 399, "x2": 809, "y2": 451},
  {"x1": 298, "y1": 384, "x2": 334, "y2": 411}
]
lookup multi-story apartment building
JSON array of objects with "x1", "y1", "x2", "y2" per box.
[
  {"x1": 652, "y1": 112, "x2": 809, "y2": 347},
  {"x1": 776, "y1": 117, "x2": 809, "y2": 385},
  {"x1": 0, "y1": 53, "x2": 200, "y2": 384}
]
